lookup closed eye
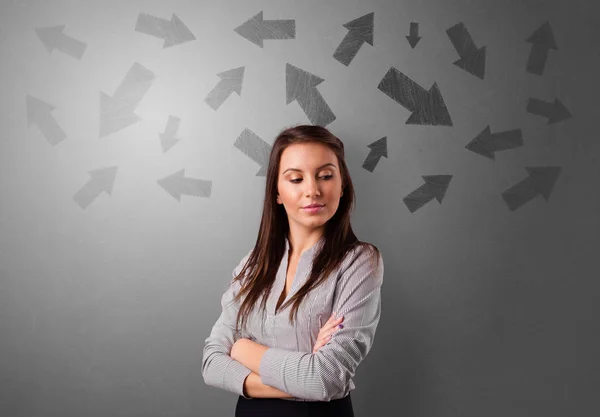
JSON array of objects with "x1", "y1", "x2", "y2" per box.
[{"x1": 290, "y1": 175, "x2": 333, "y2": 184}]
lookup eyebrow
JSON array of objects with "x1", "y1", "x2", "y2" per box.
[{"x1": 282, "y1": 163, "x2": 337, "y2": 175}]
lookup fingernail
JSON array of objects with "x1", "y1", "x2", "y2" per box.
[{"x1": 337, "y1": 324, "x2": 344, "y2": 329}]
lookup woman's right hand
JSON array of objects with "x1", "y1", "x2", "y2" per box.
[{"x1": 312, "y1": 312, "x2": 344, "y2": 353}]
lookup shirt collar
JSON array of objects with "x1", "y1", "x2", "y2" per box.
[{"x1": 284, "y1": 235, "x2": 326, "y2": 258}]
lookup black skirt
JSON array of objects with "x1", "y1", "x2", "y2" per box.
[{"x1": 235, "y1": 393, "x2": 354, "y2": 417}]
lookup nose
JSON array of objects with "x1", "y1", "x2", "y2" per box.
[{"x1": 305, "y1": 178, "x2": 320, "y2": 197}]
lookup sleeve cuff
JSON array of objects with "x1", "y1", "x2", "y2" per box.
[
  {"x1": 259, "y1": 347, "x2": 308, "y2": 391},
  {"x1": 223, "y1": 359, "x2": 253, "y2": 399}
]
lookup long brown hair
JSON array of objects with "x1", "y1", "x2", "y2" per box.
[{"x1": 231, "y1": 124, "x2": 381, "y2": 335}]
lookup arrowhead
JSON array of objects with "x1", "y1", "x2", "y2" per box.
[
  {"x1": 406, "y1": 35, "x2": 421, "y2": 48},
  {"x1": 422, "y1": 175, "x2": 452, "y2": 203},
  {"x1": 465, "y1": 125, "x2": 496, "y2": 160},
  {"x1": 453, "y1": 46, "x2": 486, "y2": 79},
  {"x1": 26, "y1": 94, "x2": 55, "y2": 126},
  {"x1": 286, "y1": 63, "x2": 325, "y2": 104},
  {"x1": 88, "y1": 166, "x2": 118, "y2": 195},
  {"x1": 157, "y1": 169, "x2": 186, "y2": 201},
  {"x1": 217, "y1": 66, "x2": 245, "y2": 95},
  {"x1": 406, "y1": 82, "x2": 453, "y2": 126},
  {"x1": 34, "y1": 25, "x2": 65, "y2": 53},
  {"x1": 548, "y1": 99, "x2": 572, "y2": 124},
  {"x1": 368, "y1": 136, "x2": 388, "y2": 158},
  {"x1": 163, "y1": 14, "x2": 196, "y2": 47},
  {"x1": 526, "y1": 21, "x2": 558, "y2": 49},
  {"x1": 343, "y1": 12, "x2": 374, "y2": 45},
  {"x1": 234, "y1": 11, "x2": 265, "y2": 47},
  {"x1": 99, "y1": 92, "x2": 141, "y2": 137},
  {"x1": 525, "y1": 167, "x2": 561, "y2": 200}
]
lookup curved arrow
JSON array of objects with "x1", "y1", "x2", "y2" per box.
[
  {"x1": 502, "y1": 167, "x2": 561, "y2": 211},
  {"x1": 333, "y1": 12, "x2": 374, "y2": 66},
  {"x1": 403, "y1": 175, "x2": 452, "y2": 213},
  {"x1": 362, "y1": 137, "x2": 387, "y2": 172}
]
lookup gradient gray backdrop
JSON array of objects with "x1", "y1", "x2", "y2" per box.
[{"x1": 1, "y1": 0, "x2": 599, "y2": 416}]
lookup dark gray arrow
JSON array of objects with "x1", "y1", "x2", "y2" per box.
[
  {"x1": 157, "y1": 169, "x2": 212, "y2": 201},
  {"x1": 377, "y1": 67, "x2": 452, "y2": 126},
  {"x1": 73, "y1": 166, "x2": 118, "y2": 210},
  {"x1": 26, "y1": 94, "x2": 67, "y2": 146},
  {"x1": 204, "y1": 66, "x2": 245, "y2": 110},
  {"x1": 362, "y1": 137, "x2": 387, "y2": 172},
  {"x1": 286, "y1": 63, "x2": 336, "y2": 126},
  {"x1": 234, "y1": 128, "x2": 272, "y2": 176},
  {"x1": 34, "y1": 25, "x2": 87, "y2": 59},
  {"x1": 333, "y1": 12, "x2": 374, "y2": 66},
  {"x1": 234, "y1": 11, "x2": 295, "y2": 47},
  {"x1": 446, "y1": 22, "x2": 486, "y2": 79},
  {"x1": 160, "y1": 115, "x2": 181, "y2": 153},
  {"x1": 502, "y1": 167, "x2": 561, "y2": 211},
  {"x1": 406, "y1": 22, "x2": 421, "y2": 48},
  {"x1": 100, "y1": 62, "x2": 155, "y2": 137},
  {"x1": 465, "y1": 126, "x2": 523, "y2": 160},
  {"x1": 135, "y1": 13, "x2": 196, "y2": 48},
  {"x1": 526, "y1": 21, "x2": 557, "y2": 76},
  {"x1": 526, "y1": 97, "x2": 572, "y2": 124},
  {"x1": 403, "y1": 175, "x2": 452, "y2": 213}
]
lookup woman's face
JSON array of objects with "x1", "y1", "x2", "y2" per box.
[{"x1": 277, "y1": 142, "x2": 343, "y2": 232}]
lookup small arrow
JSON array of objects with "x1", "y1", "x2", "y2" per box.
[
  {"x1": 446, "y1": 22, "x2": 486, "y2": 79},
  {"x1": 99, "y1": 62, "x2": 155, "y2": 137},
  {"x1": 333, "y1": 12, "x2": 374, "y2": 66},
  {"x1": 135, "y1": 13, "x2": 196, "y2": 48},
  {"x1": 526, "y1": 97, "x2": 572, "y2": 124},
  {"x1": 73, "y1": 166, "x2": 118, "y2": 210},
  {"x1": 286, "y1": 63, "x2": 336, "y2": 126},
  {"x1": 26, "y1": 94, "x2": 67, "y2": 146},
  {"x1": 406, "y1": 22, "x2": 421, "y2": 48},
  {"x1": 377, "y1": 67, "x2": 452, "y2": 126},
  {"x1": 525, "y1": 21, "x2": 557, "y2": 76},
  {"x1": 34, "y1": 25, "x2": 87, "y2": 60},
  {"x1": 157, "y1": 169, "x2": 212, "y2": 202},
  {"x1": 465, "y1": 126, "x2": 523, "y2": 160},
  {"x1": 204, "y1": 66, "x2": 245, "y2": 110},
  {"x1": 403, "y1": 175, "x2": 452, "y2": 213},
  {"x1": 159, "y1": 115, "x2": 181, "y2": 153},
  {"x1": 501, "y1": 167, "x2": 561, "y2": 211},
  {"x1": 362, "y1": 137, "x2": 387, "y2": 172},
  {"x1": 234, "y1": 11, "x2": 295, "y2": 48},
  {"x1": 234, "y1": 128, "x2": 273, "y2": 176}
]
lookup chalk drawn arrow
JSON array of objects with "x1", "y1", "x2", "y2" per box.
[
  {"x1": 204, "y1": 66, "x2": 245, "y2": 110},
  {"x1": 526, "y1": 97, "x2": 572, "y2": 124},
  {"x1": 406, "y1": 22, "x2": 421, "y2": 48},
  {"x1": 135, "y1": 13, "x2": 196, "y2": 48},
  {"x1": 286, "y1": 63, "x2": 336, "y2": 126},
  {"x1": 378, "y1": 67, "x2": 452, "y2": 126},
  {"x1": 234, "y1": 128, "x2": 273, "y2": 176},
  {"x1": 234, "y1": 11, "x2": 295, "y2": 47},
  {"x1": 501, "y1": 167, "x2": 561, "y2": 211},
  {"x1": 333, "y1": 12, "x2": 374, "y2": 66},
  {"x1": 26, "y1": 94, "x2": 67, "y2": 146},
  {"x1": 403, "y1": 175, "x2": 452, "y2": 213},
  {"x1": 446, "y1": 22, "x2": 486, "y2": 79},
  {"x1": 159, "y1": 115, "x2": 181, "y2": 153},
  {"x1": 362, "y1": 137, "x2": 387, "y2": 172},
  {"x1": 526, "y1": 21, "x2": 557, "y2": 76},
  {"x1": 73, "y1": 166, "x2": 118, "y2": 210},
  {"x1": 35, "y1": 25, "x2": 87, "y2": 59},
  {"x1": 157, "y1": 169, "x2": 212, "y2": 202},
  {"x1": 465, "y1": 126, "x2": 523, "y2": 160}
]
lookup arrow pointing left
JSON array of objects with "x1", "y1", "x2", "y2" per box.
[
  {"x1": 157, "y1": 169, "x2": 212, "y2": 202},
  {"x1": 35, "y1": 25, "x2": 87, "y2": 59},
  {"x1": 26, "y1": 94, "x2": 67, "y2": 146}
]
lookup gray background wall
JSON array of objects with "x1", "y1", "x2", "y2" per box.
[{"x1": 1, "y1": 0, "x2": 598, "y2": 416}]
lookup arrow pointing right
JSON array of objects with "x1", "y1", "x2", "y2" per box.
[
  {"x1": 73, "y1": 166, "x2": 118, "y2": 210},
  {"x1": 501, "y1": 167, "x2": 561, "y2": 211},
  {"x1": 526, "y1": 97, "x2": 572, "y2": 124},
  {"x1": 135, "y1": 13, "x2": 196, "y2": 48},
  {"x1": 403, "y1": 175, "x2": 453, "y2": 213},
  {"x1": 204, "y1": 66, "x2": 245, "y2": 110}
]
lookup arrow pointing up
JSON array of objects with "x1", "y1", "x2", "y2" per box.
[
  {"x1": 286, "y1": 64, "x2": 336, "y2": 126},
  {"x1": 333, "y1": 12, "x2": 374, "y2": 66},
  {"x1": 26, "y1": 94, "x2": 67, "y2": 146},
  {"x1": 525, "y1": 21, "x2": 557, "y2": 75},
  {"x1": 406, "y1": 22, "x2": 421, "y2": 48},
  {"x1": 35, "y1": 25, "x2": 87, "y2": 59},
  {"x1": 234, "y1": 11, "x2": 295, "y2": 47},
  {"x1": 135, "y1": 13, "x2": 196, "y2": 48},
  {"x1": 446, "y1": 22, "x2": 486, "y2": 79},
  {"x1": 502, "y1": 167, "x2": 561, "y2": 211},
  {"x1": 204, "y1": 66, "x2": 245, "y2": 110},
  {"x1": 362, "y1": 136, "x2": 388, "y2": 172}
]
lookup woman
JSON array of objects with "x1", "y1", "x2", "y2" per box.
[{"x1": 202, "y1": 124, "x2": 384, "y2": 416}]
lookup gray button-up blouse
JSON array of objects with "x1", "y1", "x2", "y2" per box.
[{"x1": 201, "y1": 235, "x2": 384, "y2": 402}]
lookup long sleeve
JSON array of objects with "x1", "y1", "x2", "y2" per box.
[
  {"x1": 201, "y1": 250, "x2": 254, "y2": 399},
  {"x1": 259, "y1": 247, "x2": 384, "y2": 401}
]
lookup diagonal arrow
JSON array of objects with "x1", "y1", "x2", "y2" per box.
[
  {"x1": 377, "y1": 67, "x2": 452, "y2": 126},
  {"x1": 99, "y1": 62, "x2": 155, "y2": 138},
  {"x1": 234, "y1": 11, "x2": 295, "y2": 48},
  {"x1": 135, "y1": 13, "x2": 196, "y2": 48},
  {"x1": 446, "y1": 22, "x2": 486, "y2": 79},
  {"x1": 465, "y1": 126, "x2": 523, "y2": 160},
  {"x1": 34, "y1": 25, "x2": 87, "y2": 60},
  {"x1": 403, "y1": 175, "x2": 452, "y2": 213},
  {"x1": 526, "y1": 97, "x2": 572, "y2": 124},
  {"x1": 204, "y1": 66, "x2": 245, "y2": 110},
  {"x1": 501, "y1": 167, "x2": 561, "y2": 211},
  {"x1": 159, "y1": 115, "x2": 181, "y2": 153},
  {"x1": 333, "y1": 12, "x2": 374, "y2": 66},
  {"x1": 233, "y1": 128, "x2": 273, "y2": 176},
  {"x1": 525, "y1": 21, "x2": 557, "y2": 76},
  {"x1": 406, "y1": 22, "x2": 421, "y2": 48},
  {"x1": 26, "y1": 94, "x2": 67, "y2": 146},
  {"x1": 157, "y1": 169, "x2": 212, "y2": 202},
  {"x1": 362, "y1": 137, "x2": 387, "y2": 172},
  {"x1": 286, "y1": 63, "x2": 336, "y2": 126},
  {"x1": 73, "y1": 166, "x2": 118, "y2": 210}
]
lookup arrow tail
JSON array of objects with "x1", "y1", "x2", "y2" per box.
[
  {"x1": 113, "y1": 62, "x2": 155, "y2": 106},
  {"x1": 491, "y1": 129, "x2": 523, "y2": 151},
  {"x1": 297, "y1": 89, "x2": 336, "y2": 126},
  {"x1": 362, "y1": 150, "x2": 382, "y2": 173},
  {"x1": 502, "y1": 177, "x2": 537, "y2": 211},
  {"x1": 410, "y1": 22, "x2": 419, "y2": 37},
  {"x1": 57, "y1": 34, "x2": 86, "y2": 59},
  {"x1": 262, "y1": 19, "x2": 296, "y2": 40},
  {"x1": 446, "y1": 22, "x2": 477, "y2": 58},
  {"x1": 378, "y1": 67, "x2": 426, "y2": 112},
  {"x1": 38, "y1": 114, "x2": 67, "y2": 146},
  {"x1": 526, "y1": 45, "x2": 549, "y2": 75},
  {"x1": 135, "y1": 13, "x2": 170, "y2": 39},
  {"x1": 526, "y1": 98, "x2": 552, "y2": 118},
  {"x1": 403, "y1": 184, "x2": 435, "y2": 213},
  {"x1": 205, "y1": 80, "x2": 232, "y2": 110},
  {"x1": 181, "y1": 178, "x2": 211, "y2": 197}
]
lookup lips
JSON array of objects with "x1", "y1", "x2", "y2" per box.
[{"x1": 303, "y1": 204, "x2": 324, "y2": 209}]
